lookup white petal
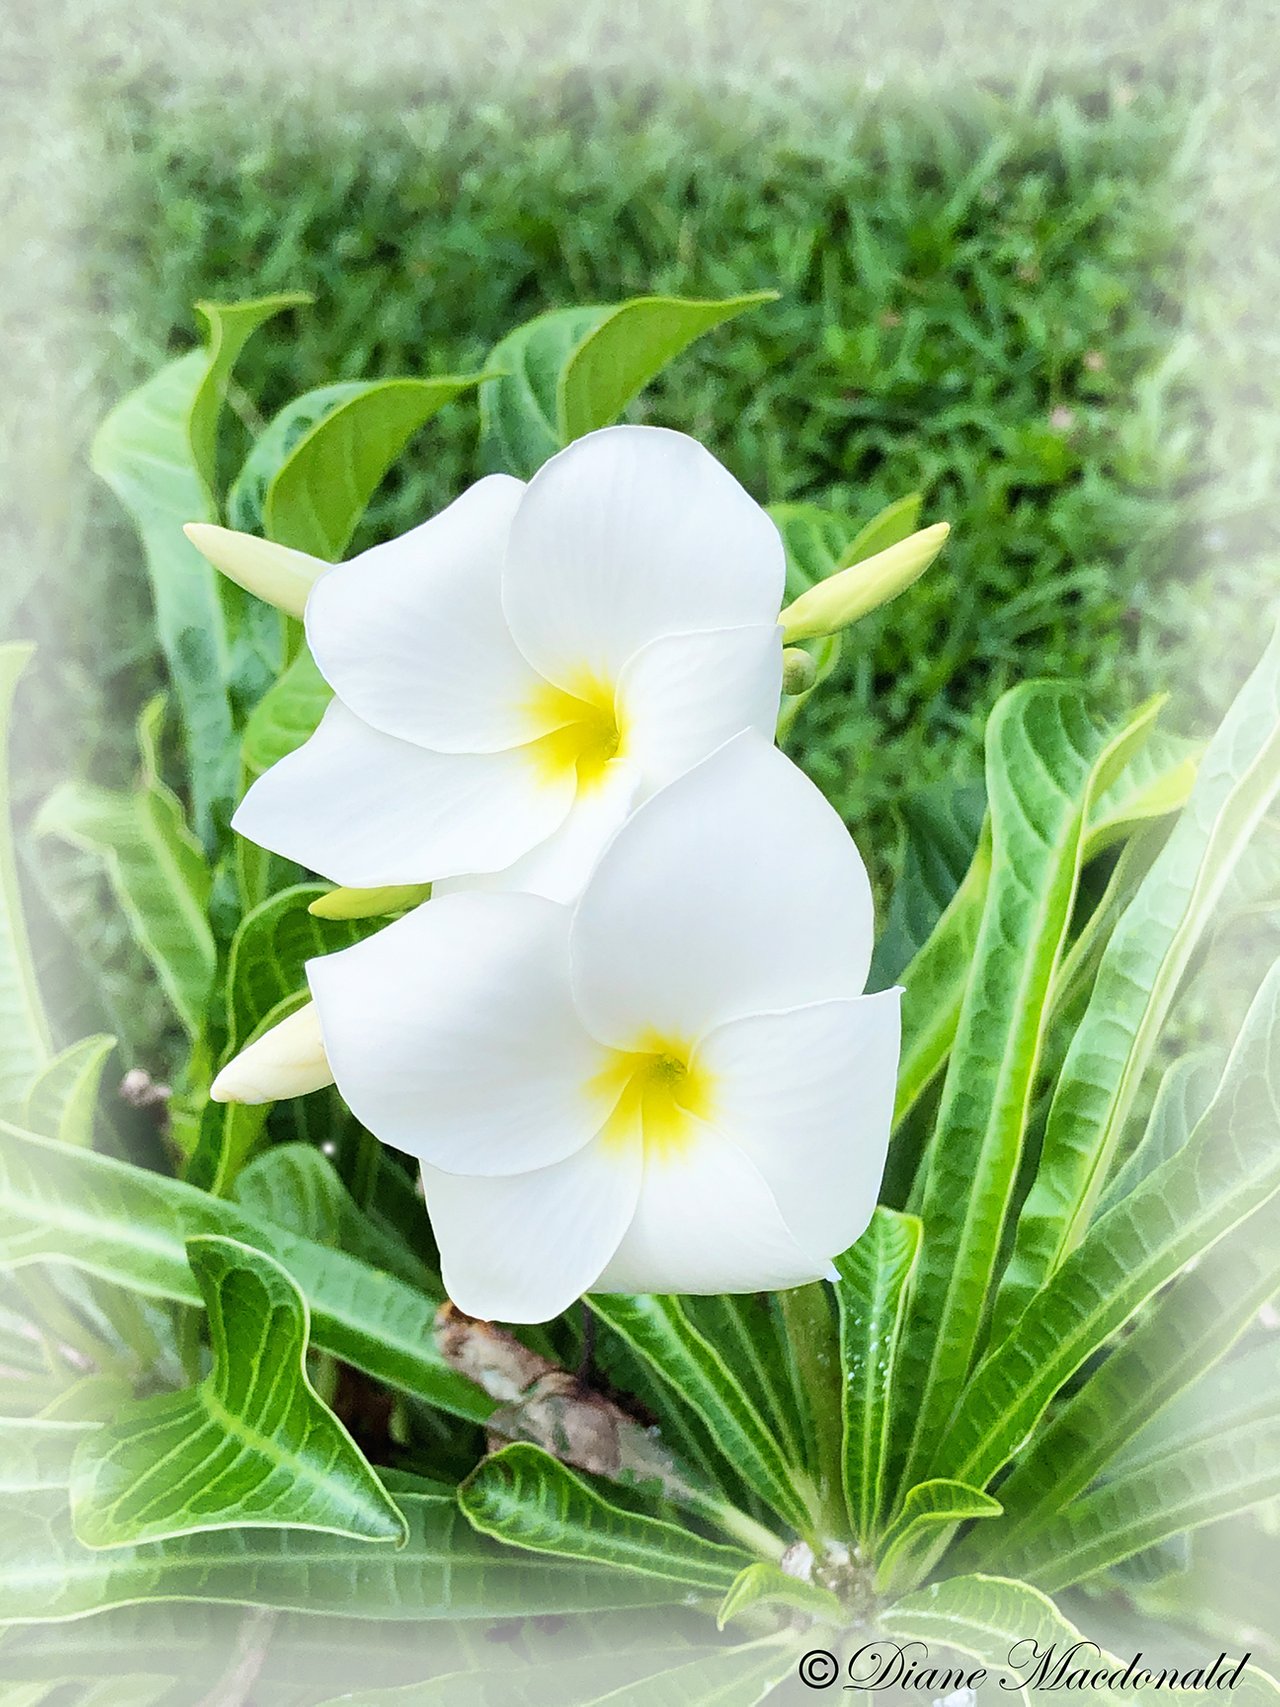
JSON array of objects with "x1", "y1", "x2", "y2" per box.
[
  {"x1": 569, "y1": 732, "x2": 875, "y2": 1049},
  {"x1": 436, "y1": 758, "x2": 641, "y2": 904},
  {"x1": 234, "y1": 700, "x2": 575, "y2": 887},
  {"x1": 306, "y1": 475, "x2": 557, "y2": 753},
  {"x1": 694, "y1": 992, "x2": 901, "y2": 1257},
  {"x1": 307, "y1": 891, "x2": 610, "y2": 1176},
  {"x1": 592, "y1": 1118, "x2": 824, "y2": 1295},
  {"x1": 617, "y1": 624, "x2": 783, "y2": 796},
  {"x1": 502, "y1": 426, "x2": 785, "y2": 691},
  {"x1": 423, "y1": 1132, "x2": 642, "y2": 1323},
  {"x1": 209, "y1": 1003, "x2": 333, "y2": 1104}
]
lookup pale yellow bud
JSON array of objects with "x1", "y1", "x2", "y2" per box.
[
  {"x1": 308, "y1": 883, "x2": 431, "y2": 920},
  {"x1": 779, "y1": 522, "x2": 951, "y2": 644},
  {"x1": 781, "y1": 647, "x2": 818, "y2": 696},
  {"x1": 209, "y1": 1003, "x2": 333, "y2": 1105},
  {"x1": 183, "y1": 523, "x2": 327, "y2": 618}
]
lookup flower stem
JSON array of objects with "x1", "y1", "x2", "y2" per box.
[
  {"x1": 685, "y1": 1488, "x2": 787, "y2": 1562},
  {"x1": 779, "y1": 1282, "x2": 847, "y2": 1539}
]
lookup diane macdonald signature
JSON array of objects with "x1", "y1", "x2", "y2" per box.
[{"x1": 821, "y1": 1640, "x2": 1256, "y2": 1692}]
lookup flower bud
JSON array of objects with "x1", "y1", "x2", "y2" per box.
[
  {"x1": 781, "y1": 647, "x2": 818, "y2": 696},
  {"x1": 183, "y1": 523, "x2": 327, "y2": 618},
  {"x1": 779, "y1": 522, "x2": 950, "y2": 644},
  {"x1": 308, "y1": 883, "x2": 432, "y2": 921},
  {"x1": 209, "y1": 1003, "x2": 333, "y2": 1104}
]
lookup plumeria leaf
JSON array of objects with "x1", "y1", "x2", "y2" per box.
[
  {"x1": 872, "y1": 1479, "x2": 1001, "y2": 1595},
  {"x1": 1082, "y1": 727, "x2": 1199, "y2": 861},
  {"x1": 0, "y1": 646, "x2": 52, "y2": 1116},
  {"x1": 839, "y1": 491, "x2": 926, "y2": 568},
  {"x1": 232, "y1": 1143, "x2": 438, "y2": 1295},
  {"x1": 70, "y1": 1234, "x2": 407, "y2": 1548},
  {"x1": 35, "y1": 699, "x2": 216, "y2": 1038},
  {"x1": 20, "y1": 1035, "x2": 116, "y2": 1148},
  {"x1": 91, "y1": 296, "x2": 305, "y2": 840},
  {"x1": 3, "y1": 1486, "x2": 677, "y2": 1624},
  {"x1": 458, "y1": 1443, "x2": 750, "y2": 1592},
  {"x1": 0, "y1": 1122, "x2": 489, "y2": 1424},
  {"x1": 557, "y1": 293, "x2": 776, "y2": 444},
  {"x1": 587, "y1": 1294, "x2": 815, "y2": 1535},
  {"x1": 479, "y1": 294, "x2": 774, "y2": 479},
  {"x1": 872, "y1": 780, "x2": 988, "y2": 990},
  {"x1": 1095, "y1": 1048, "x2": 1222, "y2": 1218},
  {"x1": 931, "y1": 954, "x2": 1280, "y2": 1497},
  {"x1": 241, "y1": 646, "x2": 332, "y2": 777},
  {"x1": 0, "y1": 1417, "x2": 98, "y2": 1492},
  {"x1": 684, "y1": 1294, "x2": 809, "y2": 1485},
  {"x1": 997, "y1": 623, "x2": 1280, "y2": 1328},
  {"x1": 235, "y1": 376, "x2": 492, "y2": 560},
  {"x1": 893, "y1": 686, "x2": 1165, "y2": 1494},
  {"x1": 888, "y1": 819, "x2": 991, "y2": 1136},
  {"x1": 223, "y1": 882, "x2": 369, "y2": 1058},
  {"x1": 715, "y1": 1560, "x2": 843, "y2": 1631},
  {"x1": 1017, "y1": 1408, "x2": 1280, "y2": 1593},
  {"x1": 834, "y1": 1207, "x2": 921, "y2": 1541}
]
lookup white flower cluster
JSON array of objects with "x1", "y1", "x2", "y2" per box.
[{"x1": 205, "y1": 427, "x2": 903, "y2": 1323}]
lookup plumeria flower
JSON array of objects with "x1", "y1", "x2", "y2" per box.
[
  {"x1": 214, "y1": 734, "x2": 901, "y2": 1323},
  {"x1": 224, "y1": 425, "x2": 790, "y2": 903}
]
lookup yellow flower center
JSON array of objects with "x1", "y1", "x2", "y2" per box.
[
  {"x1": 591, "y1": 1038, "x2": 712, "y2": 1158},
  {"x1": 526, "y1": 677, "x2": 622, "y2": 791}
]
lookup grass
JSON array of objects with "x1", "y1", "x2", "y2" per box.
[{"x1": 11, "y1": 54, "x2": 1278, "y2": 1056}]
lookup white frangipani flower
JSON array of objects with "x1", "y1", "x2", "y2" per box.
[
  {"x1": 294, "y1": 734, "x2": 900, "y2": 1324},
  {"x1": 230, "y1": 425, "x2": 787, "y2": 903}
]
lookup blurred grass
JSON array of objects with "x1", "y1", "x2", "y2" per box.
[{"x1": 13, "y1": 59, "x2": 1278, "y2": 1053}]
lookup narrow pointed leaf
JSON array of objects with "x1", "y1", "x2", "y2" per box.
[
  {"x1": 558, "y1": 292, "x2": 775, "y2": 443},
  {"x1": 998, "y1": 624, "x2": 1280, "y2": 1327},
  {"x1": 1095, "y1": 1048, "x2": 1222, "y2": 1218},
  {"x1": 35, "y1": 699, "x2": 215, "y2": 1037},
  {"x1": 21, "y1": 1036, "x2": 115, "y2": 1148},
  {"x1": 0, "y1": 1122, "x2": 489, "y2": 1424},
  {"x1": 932, "y1": 954, "x2": 1280, "y2": 1496},
  {"x1": 188, "y1": 296, "x2": 311, "y2": 506},
  {"x1": 250, "y1": 376, "x2": 491, "y2": 560},
  {"x1": 459, "y1": 1443, "x2": 750, "y2": 1591},
  {"x1": 716, "y1": 1561, "x2": 843, "y2": 1630},
  {"x1": 241, "y1": 646, "x2": 332, "y2": 777},
  {"x1": 587, "y1": 1293, "x2": 814, "y2": 1534},
  {"x1": 71, "y1": 1235, "x2": 405, "y2": 1547},
  {"x1": 834, "y1": 1208, "x2": 921, "y2": 1540},
  {"x1": 895, "y1": 687, "x2": 1162, "y2": 1491},
  {"x1": 872, "y1": 1479, "x2": 1000, "y2": 1595}
]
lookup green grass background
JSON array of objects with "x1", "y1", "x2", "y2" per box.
[{"x1": 8, "y1": 19, "x2": 1280, "y2": 1058}]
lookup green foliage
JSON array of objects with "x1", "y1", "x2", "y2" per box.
[{"x1": 70, "y1": 1235, "x2": 407, "y2": 1548}]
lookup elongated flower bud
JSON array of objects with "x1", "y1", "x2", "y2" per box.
[
  {"x1": 779, "y1": 522, "x2": 950, "y2": 644},
  {"x1": 308, "y1": 883, "x2": 432, "y2": 921},
  {"x1": 209, "y1": 1003, "x2": 333, "y2": 1104},
  {"x1": 183, "y1": 523, "x2": 326, "y2": 618}
]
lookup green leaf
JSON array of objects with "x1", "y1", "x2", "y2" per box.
[
  {"x1": 241, "y1": 646, "x2": 332, "y2": 777},
  {"x1": 91, "y1": 297, "x2": 304, "y2": 840},
  {"x1": 878, "y1": 1574, "x2": 1095, "y2": 1705},
  {"x1": 894, "y1": 687, "x2": 1161, "y2": 1492},
  {"x1": 873, "y1": 781, "x2": 988, "y2": 990},
  {"x1": 558, "y1": 292, "x2": 776, "y2": 443},
  {"x1": 1, "y1": 1486, "x2": 676, "y2": 1624},
  {"x1": 458, "y1": 1443, "x2": 750, "y2": 1592},
  {"x1": 840, "y1": 491, "x2": 926, "y2": 569},
  {"x1": 1113, "y1": 1332, "x2": 1280, "y2": 1478},
  {"x1": 834, "y1": 1207, "x2": 921, "y2": 1540},
  {"x1": 21, "y1": 1036, "x2": 116, "y2": 1147},
  {"x1": 223, "y1": 883, "x2": 368, "y2": 1056},
  {"x1": 1018, "y1": 1410, "x2": 1280, "y2": 1593},
  {"x1": 0, "y1": 1121, "x2": 489, "y2": 1424},
  {"x1": 873, "y1": 1479, "x2": 1001, "y2": 1594},
  {"x1": 0, "y1": 1417, "x2": 97, "y2": 1492},
  {"x1": 1082, "y1": 728, "x2": 1199, "y2": 862},
  {"x1": 35, "y1": 699, "x2": 216, "y2": 1037},
  {"x1": 1095, "y1": 1048, "x2": 1222, "y2": 1218},
  {"x1": 188, "y1": 296, "x2": 311, "y2": 507},
  {"x1": 586, "y1": 1293, "x2": 814, "y2": 1535},
  {"x1": 999, "y1": 625, "x2": 1280, "y2": 1325},
  {"x1": 0, "y1": 646, "x2": 51, "y2": 1114},
  {"x1": 238, "y1": 376, "x2": 490, "y2": 559},
  {"x1": 716, "y1": 1561, "x2": 843, "y2": 1631},
  {"x1": 70, "y1": 1234, "x2": 405, "y2": 1548},
  {"x1": 890, "y1": 821, "x2": 991, "y2": 1132},
  {"x1": 932, "y1": 954, "x2": 1280, "y2": 1496},
  {"x1": 479, "y1": 293, "x2": 774, "y2": 479},
  {"x1": 233, "y1": 1143, "x2": 438, "y2": 1295}
]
